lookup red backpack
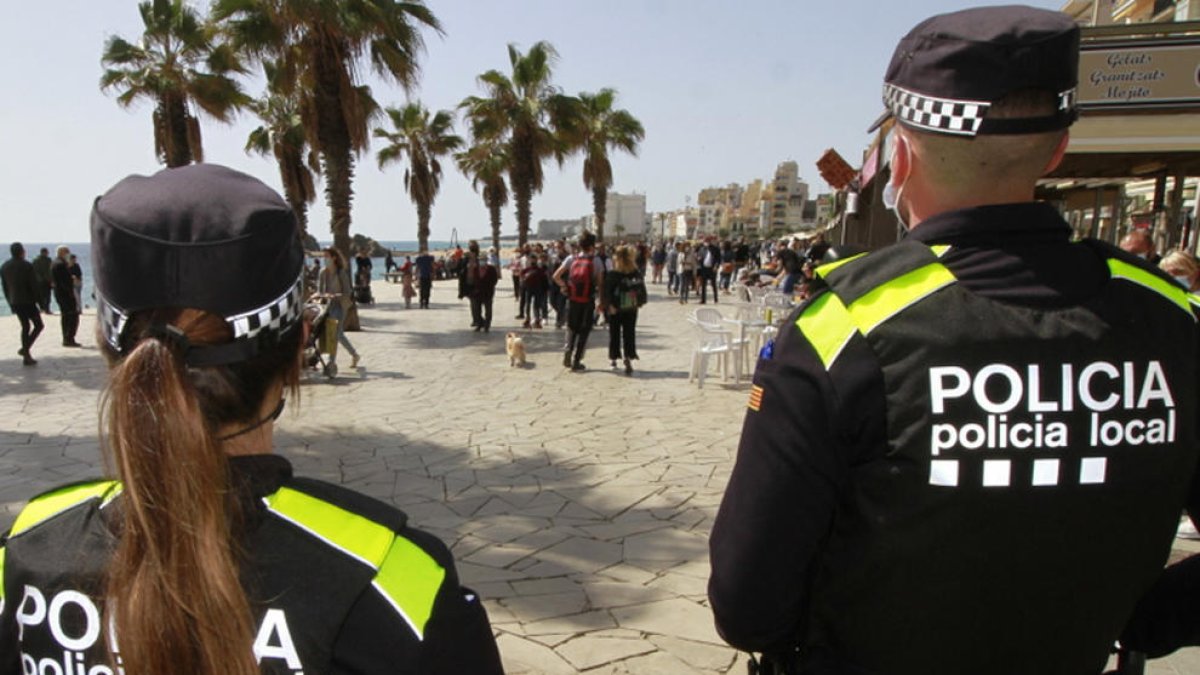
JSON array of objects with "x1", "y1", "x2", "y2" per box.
[{"x1": 567, "y1": 255, "x2": 595, "y2": 303}]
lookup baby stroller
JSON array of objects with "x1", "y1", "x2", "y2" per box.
[
  {"x1": 354, "y1": 267, "x2": 374, "y2": 305},
  {"x1": 303, "y1": 298, "x2": 339, "y2": 379}
]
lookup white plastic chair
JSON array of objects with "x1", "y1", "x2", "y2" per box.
[{"x1": 687, "y1": 317, "x2": 740, "y2": 388}]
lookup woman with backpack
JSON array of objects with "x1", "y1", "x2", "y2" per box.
[{"x1": 604, "y1": 245, "x2": 648, "y2": 375}]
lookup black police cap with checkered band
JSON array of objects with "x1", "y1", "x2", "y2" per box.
[
  {"x1": 869, "y1": 5, "x2": 1080, "y2": 137},
  {"x1": 91, "y1": 164, "x2": 305, "y2": 366}
]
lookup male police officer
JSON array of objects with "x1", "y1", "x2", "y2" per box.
[{"x1": 708, "y1": 6, "x2": 1200, "y2": 675}]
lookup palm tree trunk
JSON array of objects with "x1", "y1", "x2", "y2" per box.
[
  {"x1": 160, "y1": 92, "x2": 192, "y2": 168},
  {"x1": 312, "y1": 46, "x2": 355, "y2": 257},
  {"x1": 488, "y1": 197, "x2": 502, "y2": 252},
  {"x1": 417, "y1": 200, "x2": 432, "y2": 253},
  {"x1": 592, "y1": 186, "x2": 608, "y2": 242}
]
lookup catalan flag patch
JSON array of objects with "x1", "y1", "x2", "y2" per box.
[{"x1": 748, "y1": 385, "x2": 764, "y2": 412}]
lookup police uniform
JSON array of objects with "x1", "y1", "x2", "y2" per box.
[
  {"x1": 0, "y1": 164, "x2": 504, "y2": 674},
  {"x1": 0, "y1": 455, "x2": 503, "y2": 674},
  {"x1": 708, "y1": 7, "x2": 1200, "y2": 675}
]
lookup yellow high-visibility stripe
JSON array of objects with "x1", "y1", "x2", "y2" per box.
[
  {"x1": 930, "y1": 245, "x2": 951, "y2": 258},
  {"x1": 846, "y1": 263, "x2": 956, "y2": 335},
  {"x1": 796, "y1": 292, "x2": 858, "y2": 369},
  {"x1": 1108, "y1": 259, "x2": 1193, "y2": 317},
  {"x1": 266, "y1": 487, "x2": 393, "y2": 568},
  {"x1": 372, "y1": 535, "x2": 446, "y2": 640},
  {"x1": 0, "y1": 547, "x2": 6, "y2": 603},
  {"x1": 266, "y1": 487, "x2": 446, "y2": 641},
  {"x1": 815, "y1": 252, "x2": 867, "y2": 278},
  {"x1": 10, "y1": 481, "x2": 119, "y2": 538}
]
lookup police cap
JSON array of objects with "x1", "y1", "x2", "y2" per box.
[
  {"x1": 869, "y1": 5, "x2": 1080, "y2": 137},
  {"x1": 90, "y1": 163, "x2": 305, "y2": 366}
]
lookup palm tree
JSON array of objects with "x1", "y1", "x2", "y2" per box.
[
  {"x1": 374, "y1": 103, "x2": 462, "y2": 253},
  {"x1": 101, "y1": 0, "x2": 248, "y2": 167},
  {"x1": 460, "y1": 41, "x2": 581, "y2": 247},
  {"x1": 455, "y1": 139, "x2": 509, "y2": 252},
  {"x1": 213, "y1": 0, "x2": 441, "y2": 256},
  {"x1": 574, "y1": 89, "x2": 644, "y2": 242},
  {"x1": 245, "y1": 63, "x2": 320, "y2": 235}
]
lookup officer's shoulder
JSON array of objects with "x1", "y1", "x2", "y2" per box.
[
  {"x1": 5, "y1": 478, "x2": 117, "y2": 540},
  {"x1": 284, "y1": 477, "x2": 409, "y2": 533}
]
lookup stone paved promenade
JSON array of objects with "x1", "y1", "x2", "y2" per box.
[{"x1": 0, "y1": 278, "x2": 1196, "y2": 673}]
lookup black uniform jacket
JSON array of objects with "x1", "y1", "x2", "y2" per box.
[
  {"x1": 0, "y1": 454, "x2": 504, "y2": 674},
  {"x1": 709, "y1": 203, "x2": 1200, "y2": 674}
]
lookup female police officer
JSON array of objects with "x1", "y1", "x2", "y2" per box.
[{"x1": 0, "y1": 164, "x2": 503, "y2": 674}]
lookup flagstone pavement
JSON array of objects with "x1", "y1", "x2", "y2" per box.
[{"x1": 0, "y1": 278, "x2": 1196, "y2": 674}]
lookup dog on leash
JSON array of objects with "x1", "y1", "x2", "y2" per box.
[{"x1": 505, "y1": 332, "x2": 527, "y2": 367}]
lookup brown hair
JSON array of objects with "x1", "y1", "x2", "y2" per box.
[
  {"x1": 325, "y1": 246, "x2": 347, "y2": 271},
  {"x1": 100, "y1": 308, "x2": 302, "y2": 675},
  {"x1": 613, "y1": 245, "x2": 637, "y2": 274}
]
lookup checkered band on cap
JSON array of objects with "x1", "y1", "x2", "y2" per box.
[
  {"x1": 96, "y1": 271, "x2": 305, "y2": 358},
  {"x1": 229, "y1": 271, "x2": 305, "y2": 340},
  {"x1": 883, "y1": 83, "x2": 990, "y2": 137}
]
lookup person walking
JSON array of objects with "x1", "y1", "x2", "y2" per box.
[
  {"x1": 604, "y1": 245, "x2": 647, "y2": 375},
  {"x1": 666, "y1": 242, "x2": 680, "y2": 295},
  {"x1": 400, "y1": 257, "x2": 416, "y2": 309},
  {"x1": 31, "y1": 247, "x2": 51, "y2": 314},
  {"x1": 0, "y1": 163, "x2": 503, "y2": 674},
  {"x1": 677, "y1": 242, "x2": 696, "y2": 305},
  {"x1": 1, "y1": 242, "x2": 44, "y2": 365},
  {"x1": 554, "y1": 231, "x2": 605, "y2": 372},
  {"x1": 414, "y1": 247, "x2": 435, "y2": 308},
  {"x1": 69, "y1": 253, "x2": 83, "y2": 310},
  {"x1": 317, "y1": 247, "x2": 361, "y2": 370},
  {"x1": 50, "y1": 245, "x2": 80, "y2": 346},
  {"x1": 709, "y1": 7, "x2": 1200, "y2": 674}
]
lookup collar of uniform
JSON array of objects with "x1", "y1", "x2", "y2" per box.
[
  {"x1": 229, "y1": 453, "x2": 294, "y2": 499},
  {"x1": 904, "y1": 202, "x2": 1071, "y2": 246}
]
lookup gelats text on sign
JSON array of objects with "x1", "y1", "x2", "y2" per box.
[{"x1": 1078, "y1": 42, "x2": 1200, "y2": 109}]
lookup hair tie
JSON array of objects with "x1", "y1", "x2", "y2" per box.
[{"x1": 146, "y1": 322, "x2": 190, "y2": 354}]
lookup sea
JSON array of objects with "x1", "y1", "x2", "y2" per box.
[{"x1": 0, "y1": 240, "x2": 454, "y2": 318}]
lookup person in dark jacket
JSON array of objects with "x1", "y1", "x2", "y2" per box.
[
  {"x1": 31, "y1": 247, "x2": 51, "y2": 313},
  {"x1": 0, "y1": 164, "x2": 504, "y2": 675},
  {"x1": 603, "y1": 245, "x2": 647, "y2": 375},
  {"x1": 709, "y1": 8, "x2": 1199, "y2": 675},
  {"x1": 50, "y1": 245, "x2": 80, "y2": 346},
  {"x1": 0, "y1": 242, "x2": 44, "y2": 365}
]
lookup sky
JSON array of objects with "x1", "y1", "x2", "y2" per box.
[{"x1": 0, "y1": 0, "x2": 1066, "y2": 244}]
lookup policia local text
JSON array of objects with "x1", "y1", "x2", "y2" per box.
[{"x1": 929, "y1": 360, "x2": 1176, "y2": 454}]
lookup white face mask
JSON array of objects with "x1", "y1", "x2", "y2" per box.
[
  {"x1": 1173, "y1": 275, "x2": 1191, "y2": 289},
  {"x1": 882, "y1": 141, "x2": 911, "y2": 231}
]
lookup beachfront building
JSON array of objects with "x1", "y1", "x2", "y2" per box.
[
  {"x1": 536, "y1": 218, "x2": 587, "y2": 241},
  {"x1": 1061, "y1": 0, "x2": 1200, "y2": 23},
  {"x1": 583, "y1": 192, "x2": 648, "y2": 239},
  {"x1": 758, "y1": 161, "x2": 810, "y2": 236}
]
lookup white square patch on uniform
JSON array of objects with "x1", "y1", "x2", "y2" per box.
[
  {"x1": 929, "y1": 460, "x2": 959, "y2": 487},
  {"x1": 1032, "y1": 459, "x2": 1060, "y2": 487},
  {"x1": 982, "y1": 460, "x2": 1011, "y2": 488},
  {"x1": 1080, "y1": 457, "x2": 1107, "y2": 485}
]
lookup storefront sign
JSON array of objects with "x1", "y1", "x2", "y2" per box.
[{"x1": 1078, "y1": 41, "x2": 1200, "y2": 109}]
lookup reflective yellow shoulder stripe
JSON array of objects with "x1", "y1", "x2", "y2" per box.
[
  {"x1": 846, "y1": 262, "x2": 956, "y2": 335},
  {"x1": 9, "y1": 481, "x2": 120, "y2": 538},
  {"x1": 0, "y1": 546, "x2": 6, "y2": 603},
  {"x1": 930, "y1": 244, "x2": 951, "y2": 258},
  {"x1": 265, "y1": 487, "x2": 446, "y2": 640},
  {"x1": 1108, "y1": 259, "x2": 1194, "y2": 317},
  {"x1": 796, "y1": 292, "x2": 857, "y2": 369},
  {"x1": 1190, "y1": 293, "x2": 1200, "y2": 310},
  {"x1": 266, "y1": 487, "x2": 394, "y2": 568},
  {"x1": 814, "y1": 252, "x2": 867, "y2": 278},
  {"x1": 373, "y1": 535, "x2": 447, "y2": 641}
]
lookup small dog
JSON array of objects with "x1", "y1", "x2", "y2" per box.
[{"x1": 505, "y1": 332, "x2": 527, "y2": 367}]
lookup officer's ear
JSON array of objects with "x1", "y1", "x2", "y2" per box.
[
  {"x1": 890, "y1": 133, "x2": 913, "y2": 187},
  {"x1": 1043, "y1": 131, "x2": 1070, "y2": 175}
]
